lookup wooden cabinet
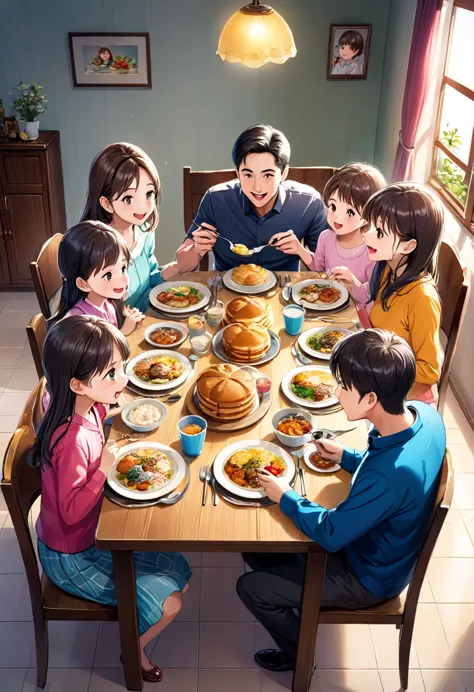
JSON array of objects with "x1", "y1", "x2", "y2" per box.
[{"x1": 0, "y1": 131, "x2": 66, "y2": 288}]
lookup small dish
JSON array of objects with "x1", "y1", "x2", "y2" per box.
[
  {"x1": 190, "y1": 332, "x2": 212, "y2": 356},
  {"x1": 121, "y1": 398, "x2": 167, "y2": 433},
  {"x1": 272, "y1": 408, "x2": 315, "y2": 448},
  {"x1": 303, "y1": 444, "x2": 341, "y2": 473},
  {"x1": 144, "y1": 322, "x2": 188, "y2": 349}
]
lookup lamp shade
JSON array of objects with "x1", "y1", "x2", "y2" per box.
[{"x1": 217, "y1": 2, "x2": 297, "y2": 69}]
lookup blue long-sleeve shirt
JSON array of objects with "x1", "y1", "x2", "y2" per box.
[
  {"x1": 280, "y1": 401, "x2": 446, "y2": 598},
  {"x1": 186, "y1": 179, "x2": 328, "y2": 272}
]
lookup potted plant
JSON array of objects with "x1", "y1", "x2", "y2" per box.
[{"x1": 11, "y1": 82, "x2": 48, "y2": 140}]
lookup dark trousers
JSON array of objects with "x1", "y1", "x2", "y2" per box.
[{"x1": 237, "y1": 551, "x2": 385, "y2": 663}]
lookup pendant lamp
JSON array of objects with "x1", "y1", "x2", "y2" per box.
[{"x1": 217, "y1": 0, "x2": 297, "y2": 69}]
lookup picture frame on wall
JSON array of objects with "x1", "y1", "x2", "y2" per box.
[
  {"x1": 327, "y1": 24, "x2": 371, "y2": 80},
  {"x1": 68, "y1": 32, "x2": 152, "y2": 88}
]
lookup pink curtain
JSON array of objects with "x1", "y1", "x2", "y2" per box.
[{"x1": 392, "y1": 0, "x2": 442, "y2": 181}]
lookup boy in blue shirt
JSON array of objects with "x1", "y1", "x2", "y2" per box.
[{"x1": 237, "y1": 328, "x2": 446, "y2": 672}]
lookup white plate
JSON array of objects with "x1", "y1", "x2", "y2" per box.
[
  {"x1": 212, "y1": 326, "x2": 280, "y2": 366},
  {"x1": 223, "y1": 268, "x2": 276, "y2": 295},
  {"x1": 213, "y1": 439, "x2": 295, "y2": 499},
  {"x1": 144, "y1": 322, "x2": 188, "y2": 348},
  {"x1": 303, "y1": 444, "x2": 341, "y2": 474},
  {"x1": 281, "y1": 365, "x2": 338, "y2": 409},
  {"x1": 298, "y1": 327, "x2": 353, "y2": 361},
  {"x1": 126, "y1": 349, "x2": 192, "y2": 391},
  {"x1": 107, "y1": 441, "x2": 187, "y2": 500},
  {"x1": 149, "y1": 281, "x2": 211, "y2": 313},
  {"x1": 192, "y1": 386, "x2": 260, "y2": 419},
  {"x1": 291, "y1": 278, "x2": 348, "y2": 311}
]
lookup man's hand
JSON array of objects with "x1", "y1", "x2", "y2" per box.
[
  {"x1": 192, "y1": 222, "x2": 217, "y2": 257},
  {"x1": 256, "y1": 470, "x2": 292, "y2": 503},
  {"x1": 121, "y1": 305, "x2": 145, "y2": 336},
  {"x1": 268, "y1": 229, "x2": 305, "y2": 256},
  {"x1": 314, "y1": 438, "x2": 344, "y2": 462}
]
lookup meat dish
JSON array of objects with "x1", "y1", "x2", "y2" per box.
[
  {"x1": 298, "y1": 283, "x2": 341, "y2": 305},
  {"x1": 308, "y1": 451, "x2": 338, "y2": 471},
  {"x1": 224, "y1": 447, "x2": 285, "y2": 490},
  {"x1": 306, "y1": 330, "x2": 346, "y2": 354},
  {"x1": 156, "y1": 285, "x2": 204, "y2": 309},
  {"x1": 277, "y1": 417, "x2": 312, "y2": 436},
  {"x1": 290, "y1": 370, "x2": 335, "y2": 402},
  {"x1": 148, "y1": 327, "x2": 183, "y2": 346},
  {"x1": 133, "y1": 355, "x2": 184, "y2": 384},
  {"x1": 115, "y1": 448, "x2": 174, "y2": 492}
]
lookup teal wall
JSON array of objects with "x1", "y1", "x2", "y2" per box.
[{"x1": 0, "y1": 0, "x2": 390, "y2": 262}]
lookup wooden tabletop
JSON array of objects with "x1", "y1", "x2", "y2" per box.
[{"x1": 96, "y1": 272, "x2": 366, "y2": 552}]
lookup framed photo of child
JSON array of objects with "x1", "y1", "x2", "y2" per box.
[
  {"x1": 327, "y1": 25, "x2": 371, "y2": 80},
  {"x1": 68, "y1": 33, "x2": 151, "y2": 87}
]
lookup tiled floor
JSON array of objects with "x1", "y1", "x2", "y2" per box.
[{"x1": 1, "y1": 292, "x2": 474, "y2": 691}]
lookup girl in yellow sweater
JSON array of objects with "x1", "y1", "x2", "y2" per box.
[{"x1": 331, "y1": 183, "x2": 443, "y2": 404}]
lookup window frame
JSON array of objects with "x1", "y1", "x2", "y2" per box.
[{"x1": 429, "y1": 0, "x2": 474, "y2": 232}]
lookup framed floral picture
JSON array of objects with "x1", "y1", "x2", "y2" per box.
[
  {"x1": 68, "y1": 33, "x2": 151, "y2": 88},
  {"x1": 327, "y1": 24, "x2": 371, "y2": 80}
]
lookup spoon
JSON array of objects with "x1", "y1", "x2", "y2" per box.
[
  {"x1": 189, "y1": 354, "x2": 198, "y2": 372},
  {"x1": 190, "y1": 220, "x2": 267, "y2": 256},
  {"x1": 157, "y1": 393, "x2": 182, "y2": 404}
]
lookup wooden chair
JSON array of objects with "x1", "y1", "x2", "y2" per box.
[
  {"x1": 436, "y1": 241, "x2": 470, "y2": 416},
  {"x1": 318, "y1": 451, "x2": 453, "y2": 691},
  {"x1": 30, "y1": 234, "x2": 63, "y2": 319},
  {"x1": 26, "y1": 313, "x2": 47, "y2": 379},
  {"x1": 183, "y1": 166, "x2": 337, "y2": 269},
  {"x1": 1, "y1": 412, "x2": 117, "y2": 689}
]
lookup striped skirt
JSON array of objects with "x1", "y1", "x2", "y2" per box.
[{"x1": 38, "y1": 540, "x2": 192, "y2": 635}]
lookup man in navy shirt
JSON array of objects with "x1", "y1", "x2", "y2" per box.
[
  {"x1": 237, "y1": 329, "x2": 446, "y2": 672},
  {"x1": 176, "y1": 124, "x2": 328, "y2": 272}
]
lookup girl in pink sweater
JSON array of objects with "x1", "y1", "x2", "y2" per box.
[
  {"x1": 51, "y1": 221, "x2": 144, "y2": 336},
  {"x1": 35, "y1": 316, "x2": 191, "y2": 683},
  {"x1": 269, "y1": 163, "x2": 386, "y2": 303}
]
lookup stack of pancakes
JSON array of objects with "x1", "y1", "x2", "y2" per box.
[
  {"x1": 196, "y1": 363, "x2": 256, "y2": 421},
  {"x1": 221, "y1": 323, "x2": 271, "y2": 363},
  {"x1": 223, "y1": 296, "x2": 273, "y2": 329},
  {"x1": 232, "y1": 264, "x2": 268, "y2": 287}
]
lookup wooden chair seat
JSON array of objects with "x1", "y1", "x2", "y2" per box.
[
  {"x1": 320, "y1": 591, "x2": 405, "y2": 625},
  {"x1": 41, "y1": 572, "x2": 117, "y2": 621}
]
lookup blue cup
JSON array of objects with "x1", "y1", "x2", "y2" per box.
[
  {"x1": 178, "y1": 415, "x2": 207, "y2": 457},
  {"x1": 283, "y1": 304, "x2": 306, "y2": 335}
]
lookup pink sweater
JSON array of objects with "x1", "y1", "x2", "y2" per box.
[
  {"x1": 36, "y1": 404, "x2": 107, "y2": 553},
  {"x1": 66, "y1": 299, "x2": 118, "y2": 327},
  {"x1": 311, "y1": 230, "x2": 373, "y2": 286}
]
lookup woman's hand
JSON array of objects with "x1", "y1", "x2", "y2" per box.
[
  {"x1": 121, "y1": 305, "x2": 145, "y2": 336},
  {"x1": 314, "y1": 438, "x2": 344, "y2": 462},
  {"x1": 256, "y1": 470, "x2": 292, "y2": 503},
  {"x1": 329, "y1": 266, "x2": 356, "y2": 290},
  {"x1": 192, "y1": 222, "x2": 217, "y2": 257}
]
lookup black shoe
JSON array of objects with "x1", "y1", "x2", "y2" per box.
[{"x1": 254, "y1": 648, "x2": 295, "y2": 671}]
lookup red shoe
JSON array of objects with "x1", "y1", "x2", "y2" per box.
[{"x1": 120, "y1": 653, "x2": 163, "y2": 683}]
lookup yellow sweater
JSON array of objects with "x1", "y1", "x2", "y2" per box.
[{"x1": 370, "y1": 268, "x2": 441, "y2": 386}]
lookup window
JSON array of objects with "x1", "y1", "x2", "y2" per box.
[{"x1": 430, "y1": 0, "x2": 474, "y2": 231}]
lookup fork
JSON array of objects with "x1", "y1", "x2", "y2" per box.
[
  {"x1": 292, "y1": 449, "x2": 307, "y2": 497},
  {"x1": 199, "y1": 465, "x2": 209, "y2": 506},
  {"x1": 206, "y1": 466, "x2": 218, "y2": 506}
]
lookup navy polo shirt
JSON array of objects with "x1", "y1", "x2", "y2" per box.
[{"x1": 186, "y1": 179, "x2": 328, "y2": 271}]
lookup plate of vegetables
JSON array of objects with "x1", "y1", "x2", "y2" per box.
[
  {"x1": 107, "y1": 442, "x2": 187, "y2": 500},
  {"x1": 213, "y1": 439, "x2": 295, "y2": 499},
  {"x1": 298, "y1": 327, "x2": 352, "y2": 360},
  {"x1": 281, "y1": 365, "x2": 338, "y2": 409},
  {"x1": 149, "y1": 282, "x2": 211, "y2": 313}
]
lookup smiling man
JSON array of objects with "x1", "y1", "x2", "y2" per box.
[{"x1": 176, "y1": 125, "x2": 328, "y2": 272}]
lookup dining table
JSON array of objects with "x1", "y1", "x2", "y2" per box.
[{"x1": 95, "y1": 270, "x2": 368, "y2": 692}]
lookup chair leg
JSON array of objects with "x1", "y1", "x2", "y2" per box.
[
  {"x1": 398, "y1": 622, "x2": 413, "y2": 690},
  {"x1": 34, "y1": 617, "x2": 49, "y2": 689}
]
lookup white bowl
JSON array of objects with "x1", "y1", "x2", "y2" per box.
[
  {"x1": 271, "y1": 408, "x2": 315, "y2": 448},
  {"x1": 144, "y1": 322, "x2": 188, "y2": 348},
  {"x1": 121, "y1": 398, "x2": 167, "y2": 433}
]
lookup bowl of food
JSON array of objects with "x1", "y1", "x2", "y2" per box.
[
  {"x1": 144, "y1": 323, "x2": 188, "y2": 348},
  {"x1": 121, "y1": 399, "x2": 167, "y2": 433},
  {"x1": 272, "y1": 408, "x2": 314, "y2": 448},
  {"x1": 303, "y1": 446, "x2": 341, "y2": 473}
]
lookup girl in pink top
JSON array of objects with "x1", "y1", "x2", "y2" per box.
[
  {"x1": 51, "y1": 220, "x2": 144, "y2": 336},
  {"x1": 269, "y1": 163, "x2": 386, "y2": 305},
  {"x1": 35, "y1": 316, "x2": 191, "y2": 683}
]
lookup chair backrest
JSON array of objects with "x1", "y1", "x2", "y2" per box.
[
  {"x1": 437, "y1": 241, "x2": 470, "y2": 414},
  {"x1": 183, "y1": 166, "x2": 337, "y2": 270},
  {"x1": 30, "y1": 233, "x2": 63, "y2": 319},
  {"x1": 403, "y1": 451, "x2": 453, "y2": 620},
  {"x1": 1, "y1": 424, "x2": 43, "y2": 617},
  {"x1": 26, "y1": 313, "x2": 47, "y2": 379}
]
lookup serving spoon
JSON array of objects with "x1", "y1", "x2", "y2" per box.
[{"x1": 190, "y1": 220, "x2": 267, "y2": 256}]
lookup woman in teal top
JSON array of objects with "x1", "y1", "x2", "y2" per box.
[{"x1": 81, "y1": 142, "x2": 181, "y2": 312}]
